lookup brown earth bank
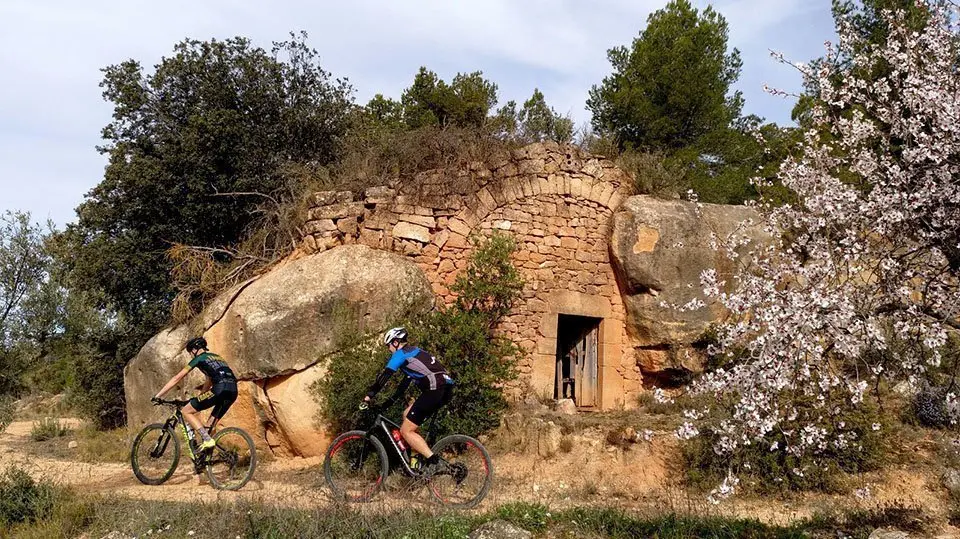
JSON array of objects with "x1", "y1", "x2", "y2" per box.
[{"x1": 3, "y1": 413, "x2": 960, "y2": 536}]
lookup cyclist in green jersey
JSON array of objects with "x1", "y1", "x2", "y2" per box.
[{"x1": 153, "y1": 337, "x2": 238, "y2": 451}]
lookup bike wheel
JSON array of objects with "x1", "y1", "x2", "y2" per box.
[
  {"x1": 131, "y1": 423, "x2": 180, "y2": 485},
  {"x1": 204, "y1": 427, "x2": 257, "y2": 490},
  {"x1": 324, "y1": 430, "x2": 389, "y2": 502},
  {"x1": 429, "y1": 434, "x2": 493, "y2": 509}
]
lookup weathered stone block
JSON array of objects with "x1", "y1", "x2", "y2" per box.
[
  {"x1": 358, "y1": 228, "x2": 382, "y2": 248},
  {"x1": 400, "y1": 214, "x2": 436, "y2": 228},
  {"x1": 312, "y1": 190, "x2": 353, "y2": 206},
  {"x1": 421, "y1": 244, "x2": 440, "y2": 259},
  {"x1": 303, "y1": 219, "x2": 338, "y2": 235},
  {"x1": 337, "y1": 216, "x2": 359, "y2": 236},
  {"x1": 393, "y1": 222, "x2": 431, "y2": 243},
  {"x1": 548, "y1": 174, "x2": 564, "y2": 194},
  {"x1": 438, "y1": 259, "x2": 456, "y2": 273},
  {"x1": 462, "y1": 209, "x2": 481, "y2": 229},
  {"x1": 537, "y1": 177, "x2": 551, "y2": 195},
  {"x1": 518, "y1": 158, "x2": 544, "y2": 175},
  {"x1": 446, "y1": 232, "x2": 469, "y2": 249},
  {"x1": 494, "y1": 162, "x2": 518, "y2": 179},
  {"x1": 433, "y1": 230, "x2": 450, "y2": 249},
  {"x1": 447, "y1": 218, "x2": 471, "y2": 237},
  {"x1": 569, "y1": 177, "x2": 583, "y2": 198},
  {"x1": 520, "y1": 177, "x2": 534, "y2": 198},
  {"x1": 364, "y1": 185, "x2": 396, "y2": 204},
  {"x1": 310, "y1": 202, "x2": 365, "y2": 220},
  {"x1": 302, "y1": 234, "x2": 318, "y2": 253}
]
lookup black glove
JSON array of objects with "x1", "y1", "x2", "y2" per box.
[{"x1": 151, "y1": 397, "x2": 162, "y2": 406}]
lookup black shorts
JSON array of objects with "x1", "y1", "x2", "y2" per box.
[
  {"x1": 407, "y1": 383, "x2": 453, "y2": 426},
  {"x1": 188, "y1": 383, "x2": 238, "y2": 420}
]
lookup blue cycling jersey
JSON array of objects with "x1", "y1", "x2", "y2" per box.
[{"x1": 386, "y1": 346, "x2": 450, "y2": 391}]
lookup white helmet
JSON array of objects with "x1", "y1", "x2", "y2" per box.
[{"x1": 382, "y1": 327, "x2": 408, "y2": 346}]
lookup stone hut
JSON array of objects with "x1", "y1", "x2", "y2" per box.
[{"x1": 302, "y1": 143, "x2": 639, "y2": 409}]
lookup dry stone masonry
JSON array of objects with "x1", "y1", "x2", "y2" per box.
[
  {"x1": 301, "y1": 143, "x2": 642, "y2": 408},
  {"x1": 298, "y1": 143, "x2": 766, "y2": 411}
]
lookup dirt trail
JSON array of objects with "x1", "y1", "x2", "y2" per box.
[
  {"x1": 2, "y1": 417, "x2": 959, "y2": 536},
  {"x1": 0, "y1": 420, "x2": 330, "y2": 507}
]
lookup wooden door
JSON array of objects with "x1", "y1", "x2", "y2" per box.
[{"x1": 575, "y1": 325, "x2": 598, "y2": 407}]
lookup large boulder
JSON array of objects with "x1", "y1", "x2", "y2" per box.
[
  {"x1": 209, "y1": 245, "x2": 434, "y2": 378},
  {"x1": 610, "y1": 196, "x2": 769, "y2": 379},
  {"x1": 124, "y1": 245, "x2": 434, "y2": 456}
]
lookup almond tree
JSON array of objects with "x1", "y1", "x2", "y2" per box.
[{"x1": 688, "y1": 1, "x2": 960, "y2": 498}]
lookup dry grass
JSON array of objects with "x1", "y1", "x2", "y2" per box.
[{"x1": 22, "y1": 424, "x2": 129, "y2": 464}]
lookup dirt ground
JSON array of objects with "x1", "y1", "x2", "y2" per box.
[{"x1": 2, "y1": 417, "x2": 959, "y2": 536}]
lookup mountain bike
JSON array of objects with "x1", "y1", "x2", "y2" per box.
[
  {"x1": 130, "y1": 398, "x2": 257, "y2": 490},
  {"x1": 323, "y1": 403, "x2": 493, "y2": 508}
]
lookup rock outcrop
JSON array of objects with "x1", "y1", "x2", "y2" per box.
[
  {"x1": 124, "y1": 245, "x2": 434, "y2": 456},
  {"x1": 610, "y1": 196, "x2": 769, "y2": 384}
]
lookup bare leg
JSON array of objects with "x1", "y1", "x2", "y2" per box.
[
  {"x1": 400, "y1": 403, "x2": 433, "y2": 459},
  {"x1": 181, "y1": 403, "x2": 206, "y2": 432}
]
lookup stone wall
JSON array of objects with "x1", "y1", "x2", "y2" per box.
[{"x1": 299, "y1": 143, "x2": 642, "y2": 408}]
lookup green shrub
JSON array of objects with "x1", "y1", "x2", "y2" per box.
[
  {"x1": 63, "y1": 334, "x2": 133, "y2": 430},
  {"x1": 0, "y1": 396, "x2": 14, "y2": 434},
  {"x1": 683, "y1": 393, "x2": 887, "y2": 494},
  {"x1": 315, "y1": 233, "x2": 522, "y2": 439},
  {"x1": 910, "y1": 384, "x2": 952, "y2": 428},
  {"x1": 30, "y1": 417, "x2": 70, "y2": 442},
  {"x1": 0, "y1": 467, "x2": 57, "y2": 527}
]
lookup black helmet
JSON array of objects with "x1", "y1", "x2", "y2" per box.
[{"x1": 185, "y1": 337, "x2": 208, "y2": 353}]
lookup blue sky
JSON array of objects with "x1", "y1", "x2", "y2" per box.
[{"x1": 0, "y1": 0, "x2": 835, "y2": 226}]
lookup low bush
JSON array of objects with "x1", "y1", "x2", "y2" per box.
[
  {"x1": 683, "y1": 393, "x2": 887, "y2": 494},
  {"x1": 315, "y1": 233, "x2": 522, "y2": 440},
  {"x1": 0, "y1": 467, "x2": 57, "y2": 528},
  {"x1": 30, "y1": 417, "x2": 70, "y2": 442},
  {"x1": 910, "y1": 384, "x2": 952, "y2": 428}
]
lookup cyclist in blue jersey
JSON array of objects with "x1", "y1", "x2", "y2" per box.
[{"x1": 363, "y1": 327, "x2": 454, "y2": 476}]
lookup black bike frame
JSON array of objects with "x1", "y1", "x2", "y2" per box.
[
  {"x1": 156, "y1": 400, "x2": 220, "y2": 463},
  {"x1": 160, "y1": 408, "x2": 202, "y2": 461},
  {"x1": 366, "y1": 414, "x2": 418, "y2": 477}
]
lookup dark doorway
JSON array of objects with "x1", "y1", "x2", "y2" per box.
[{"x1": 555, "y1": 314, "x2": 600, "y2": 407}]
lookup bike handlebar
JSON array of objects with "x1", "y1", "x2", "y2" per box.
[{"x1": 153, "y1": 398, "x2": 190, "y2": 407}]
